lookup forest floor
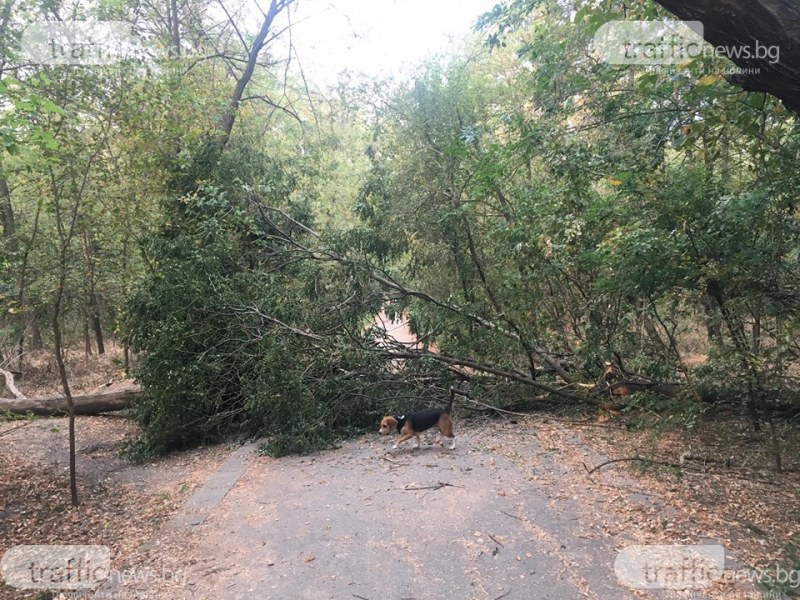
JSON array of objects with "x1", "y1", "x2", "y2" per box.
[{"x1": 0, "y1": 351, "x2": 798, "y2": 599}]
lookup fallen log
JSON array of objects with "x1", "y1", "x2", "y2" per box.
[
  {"x1": 0, "y1": 386, "x2": 140, "y2": 416},
  {"x1": 603, "y1": 381, "x2": 683, "y2": 398}
]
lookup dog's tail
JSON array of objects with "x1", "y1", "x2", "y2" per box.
[{"x1": 447, "y1": 387, "x2": 469, "y2": 413}]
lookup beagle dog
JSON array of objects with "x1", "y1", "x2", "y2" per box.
[{"x1": 378, "y1": 394, "x2": 455, "y2": 450}]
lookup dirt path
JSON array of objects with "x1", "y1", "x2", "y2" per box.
[
  {"x1": 3, "y1": 414, "x2": 785, "y2": 599},
  {"x1": 92, "y1": 419, "x2": 766, "y2": 600}
]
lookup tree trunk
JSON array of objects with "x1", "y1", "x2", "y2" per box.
[
  {"x1": 700, "y1": 293, "x2": 724, "y2": 348},
  {"x1": 89, "y1": 293, "x2": 105, "y2": 355},
  {"x1": 83, "y1": 318, "x2": 92, "y2": 356},
  {"x1": 0, "y1": 169, "x2": 26, "y2": 366},
  {"x1": 53, "y1": 291, "x2": 79, "y2": 506},
  {"x1": 82, "y1": 225, "x2": 105, "y2": 354},
  {"x1": 0, "y1": 171, "x2": 14, "y2": 248},
  {"x1": 4, "y1": 166, "x2": 44, "y2": 368},
  {"x1": 30, "y1": 318, "x2": 43, "y2": 349},
  {"x1": 168, "y1": 0, "x2": 181, "y2": 59},
  {"x1": 706, "y1": 279, "x2": 762, "y2": 429}
]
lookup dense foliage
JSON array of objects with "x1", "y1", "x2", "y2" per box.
[
  {"x1": 124, "y1": 141, "x2": 387, "y2": 455},
  {"x1": 358, "y1": 1, "x2": 800, "y2": 421},
  {"x1": 1, "y1": 0, "x2": 798, "y2": 457}
]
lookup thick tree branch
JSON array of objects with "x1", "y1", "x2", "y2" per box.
[
  {"x1": 653, "y1": 0, "x2": 800, "y2": 112},
  {"x1": 381, "y1": 346, "x2": 585, "y2": 402},
  {"x1": 0, "y1": 368, "x2": 25, "y2": 399}
]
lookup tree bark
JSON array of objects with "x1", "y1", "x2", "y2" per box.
[{"x1": 653, "y1": 0, "x2": 800, "y2": 111}]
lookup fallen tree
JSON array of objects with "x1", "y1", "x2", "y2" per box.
[
  {"x1": 0, "y1": 386, "x2": 140, "y2": 416},
  {"x1": 593, "y1": 362, "x2": 682, "y2": 401},
  {"x1": 245, "y1": 210, "x2": 685, "y2": 411},
  {"x1": 601, "y1": 381, "x2": 682, "y2": 398}
]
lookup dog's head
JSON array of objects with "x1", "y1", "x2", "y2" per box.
[{"x1": 378, "y1": 416, "x2": 398, "y2": 435}]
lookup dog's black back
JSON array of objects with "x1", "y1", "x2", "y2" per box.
[{"x1": 396, "y1": 408, "x2": 446, "y2": 433}]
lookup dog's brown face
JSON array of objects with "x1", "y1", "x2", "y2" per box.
[{"x1": 378, "y1": 416, "x2": 397, "y2": 435}]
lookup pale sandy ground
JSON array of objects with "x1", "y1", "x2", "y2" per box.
[{"x1": 91, "y1": 418, "x2": 767, "y2": 600}]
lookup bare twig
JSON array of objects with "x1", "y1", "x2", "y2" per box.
[{"x1": 237, "y1": 304, "x2": 325, "y2": 342}]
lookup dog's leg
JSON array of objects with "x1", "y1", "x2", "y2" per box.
[
  {"x1": 392, "y1": 432, "x2": 416, "y2": 450},
  {"x1": 438, "y1": 415, "x2": 456, "y2": 450},
  {"x1": 413, "y1": 434, "x2": 421, "y2": 449}
]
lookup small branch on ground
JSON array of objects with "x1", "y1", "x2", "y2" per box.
[
  {"x1": 487, "y1": 532, "x2": 504, "y2": 547},
  {"x1": 583, "y1": 456, "x2": 682, "y2": 475},
  {"x1": 500, "y1": 510, "x2": 527, "y2": 522},
  {"x1": 0, "y1": 421, "x2": 33, "y2": 438},
  {"x1": 403, "y1": 481, "x2": 464, "y2": 491}
]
